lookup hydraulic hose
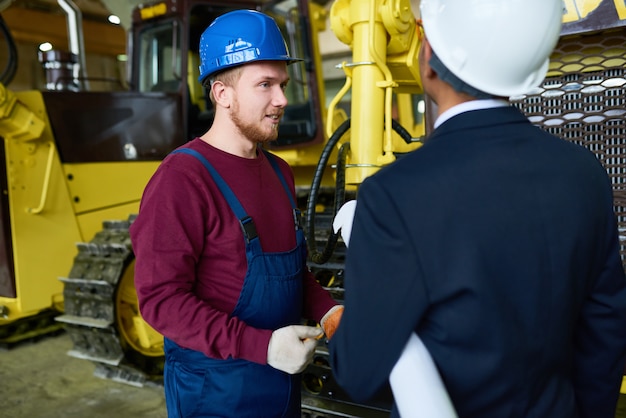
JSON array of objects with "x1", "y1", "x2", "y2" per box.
[
  {"x1": 392, "y1": 118, "x2": 415, "y2": 144},
  {"x1": 0, "y1": 14, "x2": 17, "y2": 85},
  {"x1": 311, "y1": 141, "x2": 349, "y2": 264},
  {"x1": 306, "y1": 119, "x2": 350, "y2": 265},
  {"x1": 306, "y1": 118, "x2": 413, "y2": 264}
]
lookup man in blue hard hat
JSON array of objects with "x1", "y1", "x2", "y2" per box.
[{"x1": 130, "y1": 9, "x2": 343, "y2": 417}]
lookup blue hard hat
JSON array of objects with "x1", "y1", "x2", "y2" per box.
[{"x1": 198, "y1": 10, "x2": 302, "y2": 85}]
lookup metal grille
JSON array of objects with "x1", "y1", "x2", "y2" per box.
[{"x1": 510, "y1": 29, "x2": 626, "y2": 267}]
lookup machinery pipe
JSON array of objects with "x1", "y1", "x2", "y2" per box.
[{"x1": 57, "y1": 0, "x2": 89, "y2": 90}]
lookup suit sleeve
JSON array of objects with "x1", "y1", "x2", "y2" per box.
[
  {"x1": 329, "y1": 176, "x2": 430, "y2": 401},
  {"x1": 574, "y1": 199, "x2": 626, "y2": 418}
]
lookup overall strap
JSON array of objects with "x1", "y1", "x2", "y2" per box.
[
  {"x1": 262, "y1": 149, "x2": 296, "y2": 208},
  {"x1": 171, "y1": 148, "x2": 258, "y2": 243},
  {"x1": 262, "y1": 149, "x2": 303, "y2": 231}
]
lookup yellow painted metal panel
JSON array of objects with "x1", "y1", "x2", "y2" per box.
[
  {"x1": 62, "y1": 161, "x2": 160, "y2": 215},
  {"x1": 0, "y1": 91, "x2": 160, "y2": 322},
  {"x1": 1, "y1": 92, "x2": 81, "y2": 318},
  {"x1": 75, "y1": 201, "x2": 142, "y2": 243}
]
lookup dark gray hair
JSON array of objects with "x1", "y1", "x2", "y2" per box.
[{"x1": 429, "y1": 52, "x2": 495, "y2": 99}]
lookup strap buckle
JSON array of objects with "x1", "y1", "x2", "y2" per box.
[
  {"x1": 293, "y1": 209, "x2": 303, "y2": 230},
  {"x1": 239, "y1": 216, "x2": 258, "y2": 243}
]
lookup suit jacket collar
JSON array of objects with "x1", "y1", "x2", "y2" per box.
[
  {"x1": 429, "y1": 105, "x2": 530, "y2": 142},
  {"x1": 434, "y1": 99, "x2": 509, "y2": 128}
]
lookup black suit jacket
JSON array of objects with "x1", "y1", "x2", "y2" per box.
[{"x1": 330, "y1": 106, "x2": 626, "y2": 417}]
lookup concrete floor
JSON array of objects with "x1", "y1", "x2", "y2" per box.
[
  {"x1": 3, "y1": 332, "x2": 626, "y2": 418},
  {"x1": 0, "y1": 332, "x2": 167, "y2": 418}
]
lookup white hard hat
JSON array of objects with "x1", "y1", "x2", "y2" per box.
[{"x1": 419, "y1": 0, "x2": 563, "y2": 97}]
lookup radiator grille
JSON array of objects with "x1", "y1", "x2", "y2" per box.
[{"x1": 511, "y1": 29, "x2": 626, "y2": 266}]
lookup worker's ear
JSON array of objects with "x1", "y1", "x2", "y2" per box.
[
  {"x1": 422, "y1": 39, "x2": 432, "y2": 61},
  {"x1": 420, "y1": 39, "x2": 437, "y2": 80},
  {"x1": 211, "y1": 80, "x2": 231, "y2": 108}
]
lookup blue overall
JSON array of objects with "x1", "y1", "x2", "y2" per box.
[{"x1": 163, "y1": 148, "x2": 306, "y2": 418}]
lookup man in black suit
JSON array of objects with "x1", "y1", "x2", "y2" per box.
[{"x1": 329, "y1": 0, "x2": 626, "y2": 417}]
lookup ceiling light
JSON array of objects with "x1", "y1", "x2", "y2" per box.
[{"x1": 108, "y1": 14, "x2": 121, "y2": 25}]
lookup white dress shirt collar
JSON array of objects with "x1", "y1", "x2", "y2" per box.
[{"x1": 434, "y1": 99, "x2": 510, "y2": 129}]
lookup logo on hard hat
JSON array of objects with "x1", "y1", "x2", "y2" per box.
[{"x1": 225, "y1": 39, "x2": 253, "y2": 53}]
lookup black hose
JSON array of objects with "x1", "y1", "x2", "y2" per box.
[
  {"x1": 333, "y1": 142, "x2": 350, "y2": 218},
  {"x1": 392, "y1": 118, "x2": 415, "y2": 144},
  {"x1": 0, "y1": 14, "x2": 17, "y2": 85},
  {"x1": 306, "y1": 119, "x2": 350, "y2": 265},
  {"x1": 308, "y1": 141, "x2": 350, "y2": 265},
  {"x1": 305, "y1": 118, "x2": 413, "y2": 264}
]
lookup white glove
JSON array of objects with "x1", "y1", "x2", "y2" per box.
[
  {"x1": 267, "y1": 325, "x2": 323, "y2": 374},
  {"x1": 333, "y1": 200, "x2": 357, "y2": 247}
]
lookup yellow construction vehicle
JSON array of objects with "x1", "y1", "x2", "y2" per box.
[
  {"x1": 0, "y1": 0, "x2": 625, "y2": 416},
  {"x1": 0, "y1": 0, "x2": 420, "y2": 415},
  {"x1": 294, "y1": 0, "x2": 626, "y2": 411},
  {"x1": 512, "y1": 4, "x2": 626, "y2": 413}
]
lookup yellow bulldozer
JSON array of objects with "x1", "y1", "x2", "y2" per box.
[{"x1": 0, "y1": 0, "x2": 625, "y2": 416}]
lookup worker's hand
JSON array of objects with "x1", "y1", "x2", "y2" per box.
[
  {"x1": 320, "y1": 305, "x2": 344, "y2": 340},
  {"x1": 267, "y1": 325, "x2": 323, "y2": 374}
]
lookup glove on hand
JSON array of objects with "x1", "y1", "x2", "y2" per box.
[
  {"x1": 267, "y1": 325, "x2": 323, "y2": 374},
  {"x1": 320, "y1": 305, "x2": 344, "y2": 340}
]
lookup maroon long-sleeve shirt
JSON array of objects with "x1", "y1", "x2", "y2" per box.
[{"x1": 130, "y1": 138, "x2": 336, "y2": 365}]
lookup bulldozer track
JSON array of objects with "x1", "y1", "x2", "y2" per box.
[
  {"x1": 0, "y1": 309, "x2": 65, "y2": 349},
  {"x1": 55, "y1": 216, "x2": 164, "y2": 387}
]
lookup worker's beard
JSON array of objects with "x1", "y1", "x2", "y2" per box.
[{"x1": 230, "y1": 99, "x2": 279, "y2": 144}]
